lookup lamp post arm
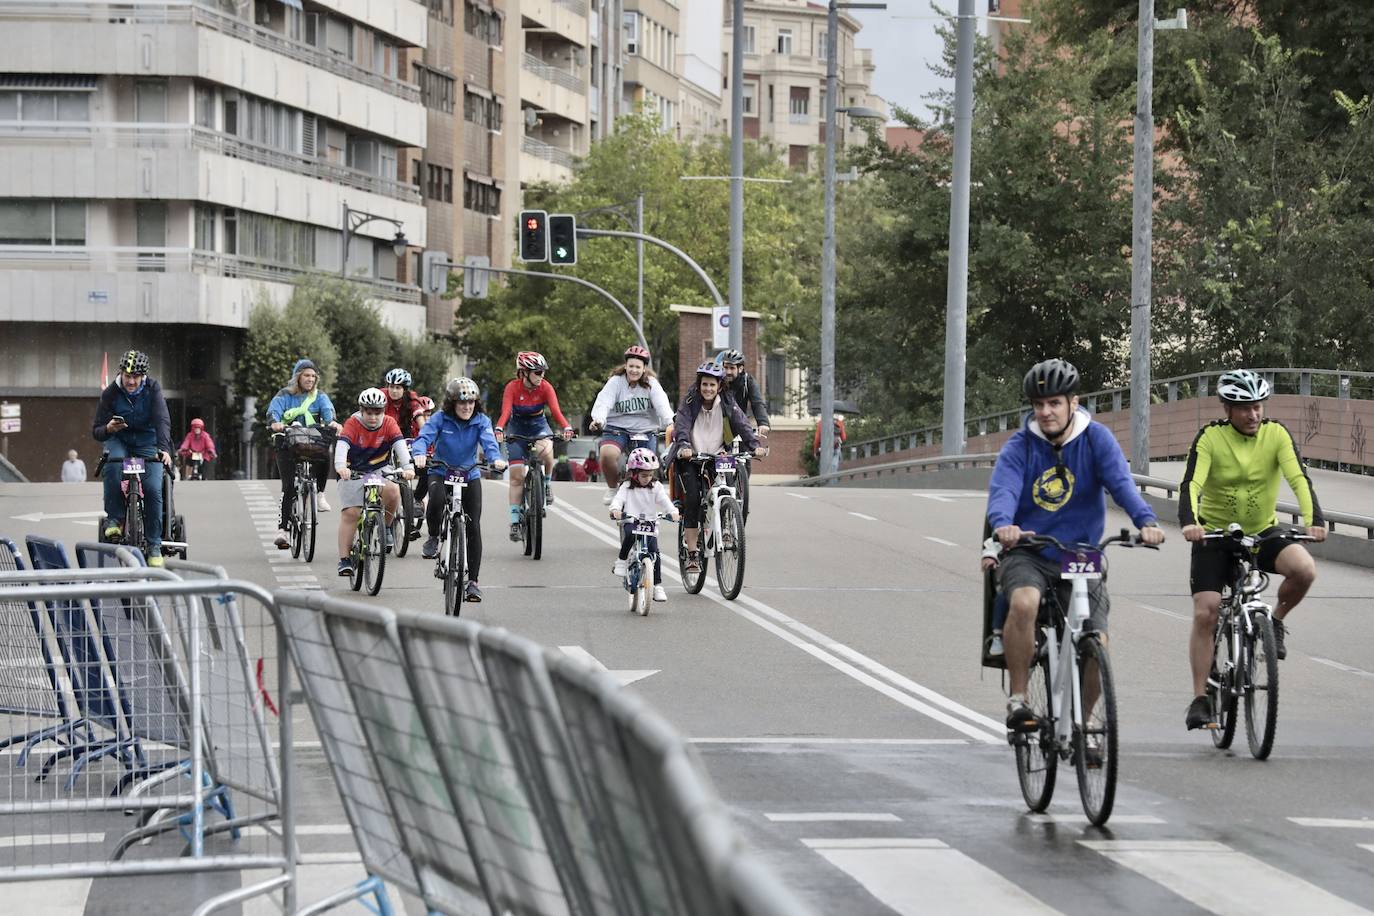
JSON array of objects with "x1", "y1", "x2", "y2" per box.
[{"x1": 575, "y1": 227, "x2": 727, "y2": 313}]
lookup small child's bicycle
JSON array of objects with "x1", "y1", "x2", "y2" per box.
[{"x1": 622, "y1": 513, "x2": 670, "y2": 616}]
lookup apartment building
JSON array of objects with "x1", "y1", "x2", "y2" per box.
[
  {"x1": 621, "y1": 0, "x2": 679, "y2": 131},
  {"x1": 724, "y1": 0, "x2": 882, "y2": 169},
  {"x1": 0, "y1": 0, "x2": 428, "y2": 477},
  {"x1": 518, "y1": 0, "x2": 590, "y2": 186}
]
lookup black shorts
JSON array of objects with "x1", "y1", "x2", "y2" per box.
[
  {"x1": 997, "y1": 550, "x2": 1111, "y2": 633},
  {"x1": 1189, "y1": 525, "x2": 1291, "y2": 595}
]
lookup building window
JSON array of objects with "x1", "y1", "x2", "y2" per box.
[
  {"x1": 195, "y1": 204, "x2": 215, "y2": 251},
  {"x1": 414, "y1": 64, "x2": 455, "y2": 113},
  {"x1": 788, "y1": 145, "x2": 808, "y2": 170},
  {"x1": 463, "y1": 90, "x2": 503, "y2": 130},
  {"x1": 765, "y1": 353, "x2": 786, "y2": 416},
  {"x1": 768, "y1": 84, "x2": 775, "y2": 121},
  {"x1": 776, "y1": 28, "x2": 793, "y2": 55},
  {"x1": 411, "y1": 158, "x2": 422, "y2": 187},
  {"x1": 0, "y1": 200, "x2": 86, "y2": 246},
  {"x1": 463, "y1": 175, "x2": 501, "y2": 216},
  {"x1": 426, "y1": 0, "x2": 453, "y2": 24},
  {"x1": 426, "y1": 164, "x2": 443, "y2": 200},
  {"x1": 816, "y1": 31, "x2": 827, "y2": 61},
  {"x1": 464, "y1": 1, "x2": 503, "y2": 47},
  {"x1": 742, "y1": 24, "x2": 755, "y2": 54},
  {"x1": 741, "y1": 82, "x2": 755, "y2": 115},
  {"x1": 0, "y1": 90, "x2": 90, "y2": 122},
  {"x1": 623, "y1": 11, "x2": 639, "y2": 55},
  {"x1": 442, "y1": 167, "x2": 453, "y2": 203},
  {"x1": 789, "y1": 86, "x2": 809, "y2": 117}
]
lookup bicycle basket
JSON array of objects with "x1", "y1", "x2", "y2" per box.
[{"x1": 284, "y1": 426, "x2": 329, "y2": 460}]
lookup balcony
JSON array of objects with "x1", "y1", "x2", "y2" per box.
[
  {"x1": 520, "y1": 135, "x2": 574, "y2": 184},
  {"x1": 522, "y1": 53, "x2": 586, "y2": 94},
  {"x1": 0, "y1": 122, "x2": 420, "y2": 204}
]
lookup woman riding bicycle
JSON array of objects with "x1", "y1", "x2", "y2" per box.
[
  {"x1": 494, "y1": 351, "x2": 574, "y2": 541},
  {"x1": 668, "y1": 361, "x2": 759, "y2": 573},
  {"x1": 589, "y1": 344, "x2": 674, "y2": 505},
  {"x1": 411, "y1": 377, "x2": 507, "y2": 603},
  {"x1": 176, "y1": 418, "x2": 217, "y2": 480},
  {"x1": 382, "y1": 367, "x2": 425, "y2": 437},
  {"x1": 268, "y1": 358, "x2": 342, "y2": 549},
  {"x1": 333, "y1": 387, "x2": 416, "y2": 578}
]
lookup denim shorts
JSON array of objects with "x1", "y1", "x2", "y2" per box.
[{"x1": 503, "y1": 417, "x2": 553, "y2": 464}]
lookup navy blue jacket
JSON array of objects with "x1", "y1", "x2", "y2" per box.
[{"x1": 93, "y1": 376, "x2": 172, "y2": 455}]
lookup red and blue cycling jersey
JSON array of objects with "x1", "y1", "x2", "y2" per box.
[
  {"x1": 496, "y1": 378, "x2": 572, "y2": 431},
  {"x1": 337, "y1": 414, "x2": 405, "y2": 473}
]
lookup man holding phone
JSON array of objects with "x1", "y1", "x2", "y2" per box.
[{"x1": 93, "y1": 349, "x2": 173, "y2": 565}]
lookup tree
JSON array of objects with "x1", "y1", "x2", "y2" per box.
[
  {"x1": 391, "y1": 333, "x2": 453, "y2": 403},
  {"x1": 235, "y1": 286, "x2": 338, "y2": 421},
  {"x1": 295, "y1": 276, "x2": 396, "y2": 405}
]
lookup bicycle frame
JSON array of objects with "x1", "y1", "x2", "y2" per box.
[
  {"x1": 1043, "y1": 575, "x2": 1093, "y2": 753},
  {"x1": 695, "y1": 455, "x2": 748, "y2": 555}
]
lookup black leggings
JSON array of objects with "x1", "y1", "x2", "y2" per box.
[
  {"x1": 275, "y1": 450, "x2": 329, "y2": 527},
  {"x1": 676, "y1": 459, "x2": 709, "y2": 529},
  {"x1": 426, "y1": 475, "x2": 484, "y2": 581}
]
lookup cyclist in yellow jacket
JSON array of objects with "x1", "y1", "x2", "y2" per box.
[{"x1": 1180, "y1": 369, "x2": 1327, "y2": 730}]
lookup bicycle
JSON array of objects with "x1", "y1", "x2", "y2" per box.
[
  {"x1": 275, "y1": 427, "x2": 330, "y2": 563},
  {"x1": 95, "y1": 453, "x2": 188, "y2": 560},
  {"x1": 425, "y1": 459, "x2": 490, "y2": 616},
  {"x1": 389, "y1": 474, "x2": 418, "y2": 559},
  {"x1": 182, "y1": 451, "x2": 208, "y2": 481},
  {"x1": 1201, "y1": 525, "x2": 1315, "y2": 760},
  {"x1": 1004, "y1": 529, "x2": 1156, "y2": 827},
  {"x1": 347, "y1": 469, "x2": 405, "y2": 596},
  {"x1": 504, "y1": 432, "x2": 552, "y2": 561},
  {"x1": 621, "y1": 513, "x2": 670, "y2": 617},
  {"x1": 677, "y1": 451, "x2": 751, "y2": 600}
]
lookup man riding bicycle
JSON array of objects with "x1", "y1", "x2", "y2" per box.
[
  {"x1": 986, "y1": 359, "x2": 1164, "y2": 731},
  {"x1": 92, "y1": 349, "x2": 174, "y2": 566},
  {"x1": 1180, "y1": 369, "x2": 1326, "y2": 731},
  {"x1": 717, "y1": 348, "x2": 769, "y2": 520},
  {"x1": 494, "y1": 351, "x2": 574, "y2": 540}
]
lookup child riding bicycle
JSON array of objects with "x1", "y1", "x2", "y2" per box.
[
  {"x1": 610, "y1": 448, "x2": 679, "y2": 603},
  {"x1": 333, "y1": 388, "x2": 415, "y2": 577}
]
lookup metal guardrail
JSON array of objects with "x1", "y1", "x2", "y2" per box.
[
  {"x1": 0, "y1": 246, "x2": 421, "y2": 305},
  {"x1": 847, "y1": 368, "x2": 1374, "y2": 461},
  {"x1": 522, "y1": 134, "x2": 577, "y2": 169},
  {"x1": 0, "y1": 0, "x2": 422, "y2": 103},
  {"x1": 522, "y1": 52, "x2": 586, "y2": 93},
  {"x1": 0, "y1": 122, "x2": 420, "y2": 203}
]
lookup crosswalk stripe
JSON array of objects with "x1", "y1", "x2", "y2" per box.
[
  {"x1": 1079, "y1": 840, "x2": 1374, "y2": 915},
  {"x1": 804, "y1": 837, "x2": 1063, "y2": 914},
  {"x1": 1288, "y1": 817, "x2": 1374, "y2": 829},
  {"x1": 766, "y1": 812, "x2": 901, "y2": 823}
]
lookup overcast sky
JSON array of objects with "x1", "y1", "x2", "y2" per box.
[{"x1": 849, "y1": 2, "x2": 964, "y2": 124}]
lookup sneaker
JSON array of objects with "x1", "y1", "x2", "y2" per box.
[
  {"x1": 274, "y1": 529, "x2": 290, "y2": 550},
  {"x1": 337, "y1": 558, "x2": 353, "y2": 577},
  {"x1": 1272, "y1": 617, "x2": 1288, "y2": 660},
  {"x1": 602, "y1": 490, "x2": 613, "y2": 506},
  {"x1": 1006, "y1": 694, "x2": 1038, "y2": 732},
  {"x1": 509, "y1": 522, "x2": 522, "y2": 542},
  {"x1": 421, "y1": 537, "x2": 439, "y2": 559},
  {"x1": 652, "y1": 585, "x2": 668, "y2": 602},
  {"x1": 613, "y1": 558, "x2": 629, "y2": 577},
  {"x1": 465, "y1": 581, "x2": 483, "y2": 602},
  {"x1": 317, "y1": 494, "x2": 331, "y2": 513},
  {"x1": 384, "y1": 526, "x2": 394, "y2": 551},
  {"x1": 147, "y1": 551, "x2": 164, "y2": 568},
  {"x1": 545, "y1": 481, "x2": 554, "y2": 506},
  {"x1": 686, "y1": 551, "x2": 702, "y2": 573},
  {"x1": 103, "y1": 522, "x2": 123, "y2": 541},
  {"x1": 989, "y1": 633, "x2": 1004, "y2": 657},
  {"x1": 1185, "y1": 694, "x2": 1215, "y2": 731}
]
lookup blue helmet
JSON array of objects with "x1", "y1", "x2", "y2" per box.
[{"x1": 695, "y1": 360, "x2": 725, "y2": 381}]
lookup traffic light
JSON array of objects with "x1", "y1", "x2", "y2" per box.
[
  {"x1": 548, "y1": 214, "x2": 577, "y2": 265},
  {"x1": 518, "y1": 210, "x2": 548, "y2": 262}
]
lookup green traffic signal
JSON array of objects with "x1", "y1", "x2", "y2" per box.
[{"x1": 548, "y1": 214, "x2": 577, "y2": 266}]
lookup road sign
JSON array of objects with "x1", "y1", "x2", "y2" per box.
[
  {"x1": 712, "y1": 306, "x2": 731, "y2": 348},
  {"x1": 0, "y1": 418, "x2": 20, "y2": 434},
  {"x1": 421, "y1": 249, "x2": 450, "y2": 295},
  {"x1": 463, "y1": 255, "x2": 490, "y2": 299},
  {"x1": 0, "y1": 403, "x2": 18, "y2": 419}
]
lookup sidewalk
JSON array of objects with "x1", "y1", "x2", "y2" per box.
[{"x1": 1150, "y1": 461, "x2": 1374, "y2": 521}]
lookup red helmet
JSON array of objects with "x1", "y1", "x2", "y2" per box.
[
  {"x1": 418, "y1": 396, "x2": 435, "y2": 412},
  {"x1": 624, "y1": 344, "x2": 651, "y2": 363},
  {"x1": 516, "y1": 351, "x2": 549, "y2": 373}
]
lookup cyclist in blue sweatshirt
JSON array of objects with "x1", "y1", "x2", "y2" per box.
[{"x1": 986, "y1": 359, "x2": 1164, "y2": 731}]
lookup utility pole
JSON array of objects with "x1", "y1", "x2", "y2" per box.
[
  {"x1": 636, "y1": 193, "x2": 644, "y2": 334},
  {"x1": 728, "y1": 0, "x2": 745, "y2": 351},
  {"x1": 941, "y1": 0, "x2": 975, "y2": 458}
]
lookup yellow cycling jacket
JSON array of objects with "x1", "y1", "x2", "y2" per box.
[{"x1": 1179, "y1": 418, "x2": 1323, "y2": 533}]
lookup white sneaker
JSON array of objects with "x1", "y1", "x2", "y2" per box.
[
  {"x1": 602, "y1": 490, "x2": 613, "y2": 506},
  {"x1": 652, "y1": 585, "x2": 668, "y2": 602},
  {"x1": 989, "y1": 634, "x2": 1004, "y2": 657},
  {"x1": 274, "y1": 529, "x2": 290, "y2": 550},
  {"x1": 316, "y1": 494, "x2": 331, "y2": 512},
  {"x1": 612, "y1": 558, "x2": 628, "y2": 577}
]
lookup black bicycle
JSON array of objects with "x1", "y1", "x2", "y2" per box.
[
  {"x1": 1201, "y1": 525, "x2": 1315, "y2": 760},
  {"x1": 347, "y1": 469, "x2": 406, "y2": 596},
  {"x1": 275, "y1": 427, "x2": 331, "y2": 563},
  {"x1": 95, "y1": 453, "x2": 187, "y2": 560},
  {"x1": 425, "y1": 459, "x2": 490, "y2": 616},
  {"x1": 504, "y1": 433, "x2": 551, "y2": 561}
]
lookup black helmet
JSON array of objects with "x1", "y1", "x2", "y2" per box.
[
  {"x1": 121, "y1": 349, "x2": 150, "y2": 376},
  {"x1": 717, "y1": 348, "x2": 745, "y2": 366},
  {"x1": 1023, "y1": 359, "x2": 1080, "y2": 401}
]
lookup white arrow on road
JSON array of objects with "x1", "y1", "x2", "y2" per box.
[
  {"x1": 9, "y1": 511, "x2": 106, "y2": 523},
  {"x1": 559, "y1": 645, "x2": 659, "y2": 687}
]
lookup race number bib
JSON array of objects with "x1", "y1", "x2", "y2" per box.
[
  {"x1": 714, "y1": 456, "x2": 736, "y2": 472},
  {"x1": 1060, "y1": 549, "x2": 1104, "y2": 580},
  {"x1": 632, "y1": 519, "x2": 657, "y2": 535},
  {"x1": 122, "y1": 458, "x2": 146, "y2": 475}
]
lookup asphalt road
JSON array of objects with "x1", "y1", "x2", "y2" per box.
[{"x1": 3, "y1": 477, "x2": 1373, "y2": 915}]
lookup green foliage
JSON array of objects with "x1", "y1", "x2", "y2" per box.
[
  {"x1": 308, "y1": 276, "x2": 395, "y2": 405},
  {"x1": 235, "y1": 286, "x2": 338, "y2": 415},
  {"x1": 391, "y1": 333, "x2": 453, "y2": 402},
  {"x1": 455, "y1": 111, "x2": 816, "y2": 418}
]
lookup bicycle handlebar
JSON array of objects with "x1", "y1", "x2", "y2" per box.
[
  {"x1": 1201, "y1": 525, "x2": 1317, "y2": 549},
  {"x1": 1001, "y1": 527, "x2": 1159, "y2": 553}
]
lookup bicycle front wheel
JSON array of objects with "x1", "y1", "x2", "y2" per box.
[
  {"x1": 678, "y1": 519, "x2": 706, "y2": 594},
  {"x1": 714, "y1": 496, "x2": 746, "y2": 600},
  {"x1": 363, "y1": 514, "x2": 386, "y2": 595},
  {"x1": 635, "y1": 556, "x2": 653, "y2": 617},
  {"x1": 443, "y1": 522, "x2": 466, "y2": 616},
  {"x1": 1076, "y1": 634, "x2": 1118, "y2": 827},
  {"x1": 1015, "y1": 642, "x2": 1057, "y2": 812},
  {"x1": 302, "y1": 482, "x2": 318, "y2": 562},
  {"x1": 1210, "y1": 622, "x2": 1238, "y2": 749},
  {"x1": 125, "y1": 486, "x2": 144, "y2": 552},
  {"x1": 527, "y1": 470, "x2": 543, "y2": 561},
  {"x1": 1245, "y1": 614, "x2": 1280, "y2": 760},
  {"x1": 288, "y1": 485, "x2": 303, "y2": 559},
  {"x1": 394, "y1": 484, "x2": 414, "y2": 558}
]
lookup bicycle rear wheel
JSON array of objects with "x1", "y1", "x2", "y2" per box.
[
  {"x1": 714, "y1": 496, "x2": 746, "y2": 600},
  {"x1": 1210, "y1": 622, "x2": 1238, "y2": 749},
  {"x1": 678, "y1": 518, "x2": 706, "y2": 594},
  {"x1": 349, "y1": 529, "x2": 365, "y2": 592},
  {"x1": 1015, "y1": 643, "x2": 1057, "y2": 812},
  {"x1": 443, "y1": 522, "x2": 466, "y2": 616},
  {"x1": 394, "y1": 485, "x2": 414, "y2": 558},
  {"x1": 302, "y1": 481, "x2": 318, "y2": 562},
  {"x1": 1076, "y1": 634, "x2": 1118, "y2": 827},
  {"x1": 364, "y1": 513, "x2": 386, "y2": 595},
  {"x1": 1245, "y1": 614, "x2": 1280, "y2": 760},
  {"x1": 527, "y1": 470, "x2": 543, "y2": 561}
]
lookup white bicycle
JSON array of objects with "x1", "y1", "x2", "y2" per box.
[
  {"x1": 621, "y1": 513, "x2": 670, "y2": 616},
  {"x1": 678, "y1": 452, "x2": 752, "y2": 600}
]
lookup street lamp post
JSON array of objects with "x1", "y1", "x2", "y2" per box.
[
  {"x1": 340, "y1": 203, "x2": 409, "y2": 278},
  {"x1": 819, "y1": 0, "x2": 885, "y2": 481},
  {"x1": 942, "y1": 0, "x2": 976, "y2": 459}
]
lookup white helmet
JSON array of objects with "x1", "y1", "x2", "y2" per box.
[
  {"x1": 446, "y1": 377, "x2": 480, "y2": 402},
  {"x1": 1217, "y1": 369, "x2": 1271, "y2": 403},
  {"x1": 358, "y1": 387, "x2": 387, "y2": 408}
]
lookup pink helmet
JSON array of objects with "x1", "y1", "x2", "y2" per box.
[{"x1": 625, "y1": 447, "x2": 660, "y2": 471}]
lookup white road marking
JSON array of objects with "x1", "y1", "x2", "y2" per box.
[
  {"x1": 8, "y1": 511, "x2": 106, "y2": 522},
  {"x1": 924, "y1": 536, "x2": 959, "y2": 547},
  {"x1": 1026, "y1": 813, "x2": 1166, "y2": 825},
  {"x1": 1136, "y1": 602, "x2": 1190, "y2": 622},
  {"x1": 0, "y1": 833, "x2": 105, "y2": 848},
  {"x1": 804, "y1": 837, "x2": 1063, "y2": 914},
  {"x1": 786, "y1": 493, "x2": 812, "y2": 500},
  {"x1": 1, "y1": 877, "x2": 93, "y2": 910},
  {"x1": 691, "y1": 737, "x2": 968, "y2": 745},
  {"x1": 1309, "y1": 657, "x2": 1374, "y2": 678},
  {"x1": 1079, "y1": 840, "x2": 1374, "y2": 915},
  {"x1": 558, "y1": 645, "x2": 660, "y2": 686},
  {"x1": 848, "y1": 512, "x2": 878, "y2": 521},
  {"x1": 551, "y1": 503, "x2": 1005, "y2": 744},
  {"x1": 912, "y1": 493, "x2": 953, "y2": 502},
  {"x1": 766, "y1": 812, "x2": 900, "y2": 822},
  {"x1": 1288, "y1": 817, "x2": 1374, "y2": 829},
  {"x1": 1361, "y1": 844, "x2": 1374, "y2": 855}
]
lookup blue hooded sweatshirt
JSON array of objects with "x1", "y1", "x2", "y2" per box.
[
  {"x1": 986, "y1": 407, "x2": 1156, "y2": 560},
  {"x1": 412, "y1": 408, "x2": 500, "y2": 482}
]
